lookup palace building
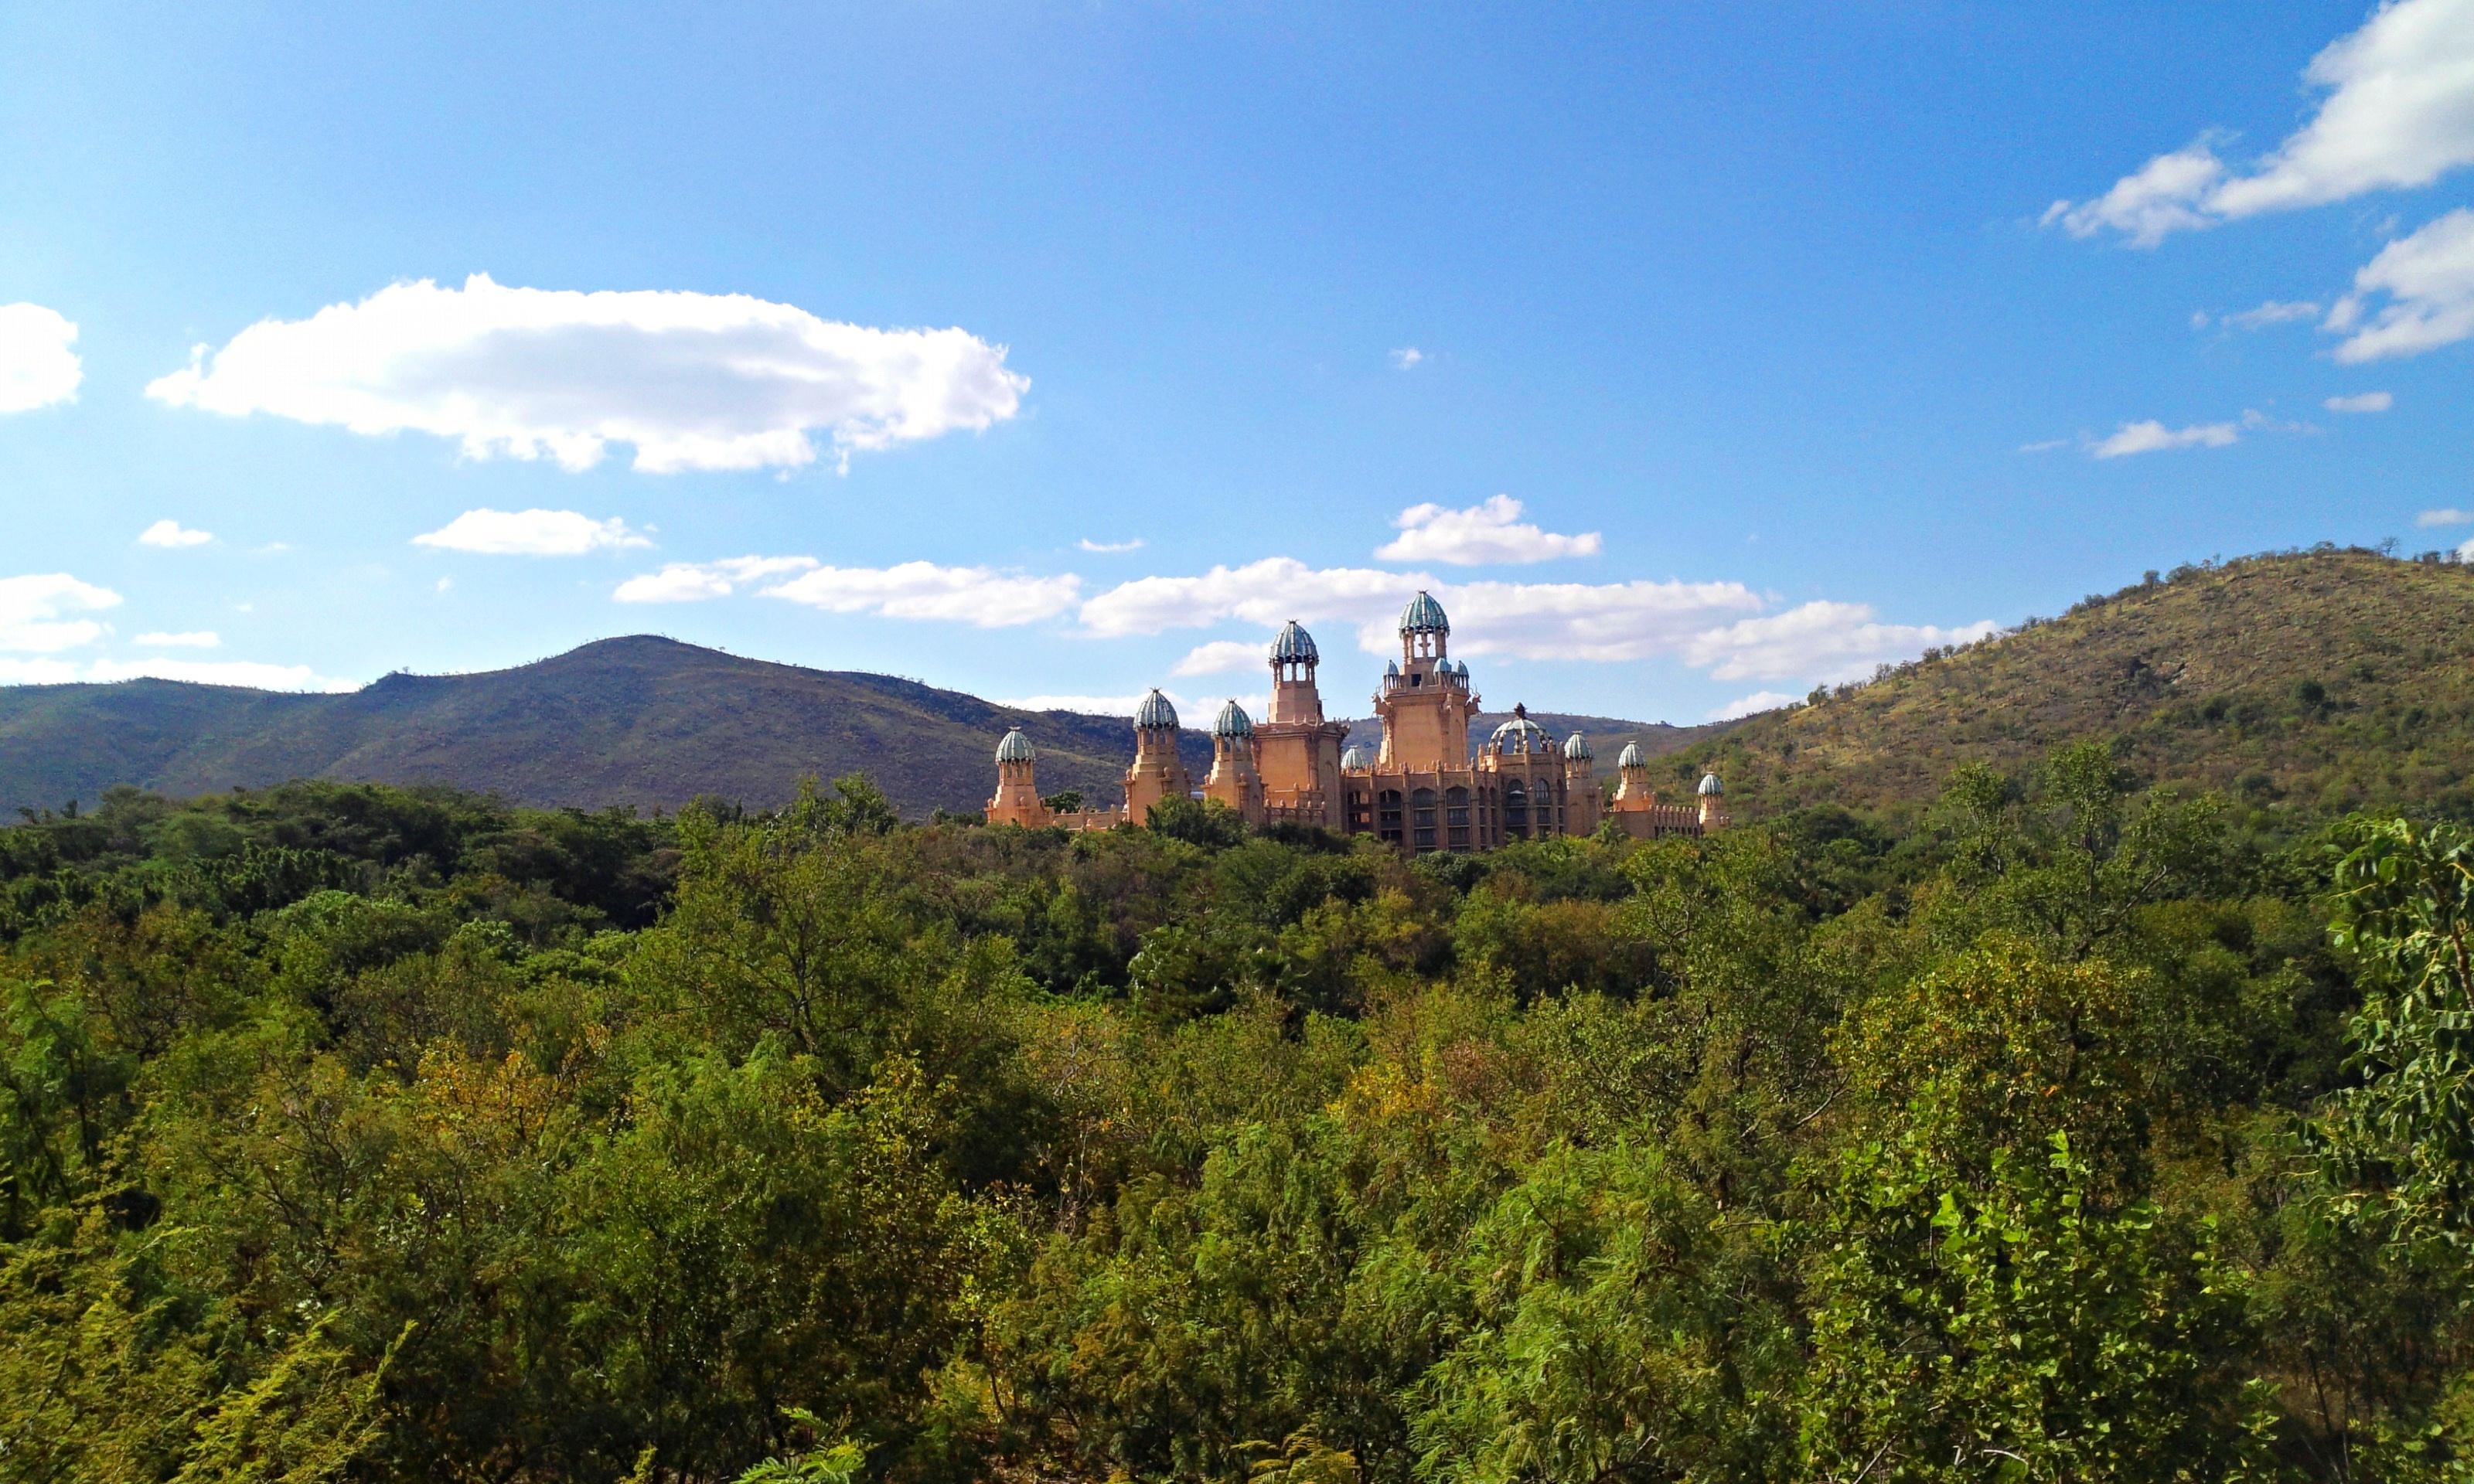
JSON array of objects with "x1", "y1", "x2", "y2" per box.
[{"x1": 987, "y1": 591, "x2": 1729, "y2": 850}]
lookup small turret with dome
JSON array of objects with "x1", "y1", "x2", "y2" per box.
[
  {"x1": 1267, "y1": 620, "x2": 1327, "y2": 726},
  {"x1": 1696, "y1": 771, "x2": 1727, "y2": 829},
  {"x1": 1614, "y1": 737, "x2": 1654, "y2": 803},
  {"x1": 987, "y1": 728, "x2": 1048, "y2": 826},
  {"x1": 1564, "y1": 732, "x2": 1593, "y2": 761},
  {"x1": 1341, "y1": 744, "x2": 1371, "y2": 770},
  {"x1": 1204, "y1": 699, "x2": 1265, "y2": 821},
  {"x1": 1124, "y1": 688, "x2": 1192, "y2": 822}
]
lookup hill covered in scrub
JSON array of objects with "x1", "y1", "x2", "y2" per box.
[{"x1": 1670, "y1": 547, "x2": 2474, "y2": 828}]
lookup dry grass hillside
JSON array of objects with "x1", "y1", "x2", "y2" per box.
[{"x1": 1665, "y1": 547, "x2": 2474, "y2": 827}]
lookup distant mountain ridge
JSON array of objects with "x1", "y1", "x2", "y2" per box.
[{"x1": 0, "y1": 635, "x2": 1702, "y2": 817}]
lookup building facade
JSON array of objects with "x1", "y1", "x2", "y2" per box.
[{"x1": 987, "y1": 591, "x2": 1730, "y2": 849}]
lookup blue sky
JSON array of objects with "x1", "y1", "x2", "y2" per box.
[{"x1": 3, "y1": 1, "x2": 2469, "y2": 724}]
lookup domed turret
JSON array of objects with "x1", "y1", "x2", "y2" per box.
[
  {"x1": 1564, "y1": 732, "x2": 1593, "y2": 761},
  {"x1": 1212, "y1": 699, "x2": 1254, "y2": 740},
  {"x1": 1269, "y1": 620, "x2": 1318, "y2": 664},
  {"x1": 1399, "y1": 590, "x2": 1450, "y2": 635},
  {"x1": 1341, "y1": 744, "x2": 1371, "y2": 770},
  {"x1": 1133, "y1": 689, "x2": 1179, "y2": 730},
  {"x1": 1617, "y1": 740, "x2": 1645, "y2": 769},
  {"x1": 994, "y1": 729, "x2": 1035, "y2": 764},
  {"x1": 1698, "y1": 772, "x2": 1723, "y2": 796}
]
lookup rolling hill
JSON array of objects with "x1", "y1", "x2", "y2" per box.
[
  {"x1": 0, "y1": 635, "x2": 1697, "y2": 818},
  {"x1": 1665, "y1": 548, "x2": 2474, "y2": 826}
]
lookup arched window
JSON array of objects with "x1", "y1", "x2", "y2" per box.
[
  {"x1": 1378, "y1": 788, "x2": 1405, "y2": 845},
  {"x1": 1445, "y1": 785, "x2": 1472, "y2": 850},
  {"x1": 1411, "y1": 787, "x2": 1439, "y2": 851},
  {"x1": 1505, "y1": 779, "x2": 1529, "y2": 839}
]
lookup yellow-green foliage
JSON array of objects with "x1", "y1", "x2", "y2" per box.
[{"x1": 1683, "y1": 549, "x2": 2474, "y2": 829}]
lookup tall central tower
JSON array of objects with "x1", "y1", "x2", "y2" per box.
[
  {"x1": 1375, "y1": 591, "x2": 1479, "y2": 771},
  {"x1": 1254, "y1": 619, "x2": 1349, "y2": 828}
]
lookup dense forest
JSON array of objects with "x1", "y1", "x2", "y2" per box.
[{"x1": 4, "y1": 754, "x2": 2472, "y2": 1482}]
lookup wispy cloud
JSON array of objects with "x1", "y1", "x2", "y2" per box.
[
  {"x1": 2220, "y1": 299, "x2": 2322, "y2": 328},
  {"x1": 614, "y1": 556, "x2": 819, "y2": 604},
  {"x1": 1389, "y1": 347, "x2": 1426, "y2": 369},
  {"x1": 1374, "y1": 495, "x2": 1602, "y2": 566},
  {"x1": 138, "y1": 519, "x2": 213, "y2": 548},
  {"x1": 1709, "y1": 689, "x2": 1798, "y2": 721},
  {"x1": 2417, "y1": 507, "x2": 2473, "y2": 526},
  {"x1": 1078, "y1": 536, "x2": 1146, "y2": 553},
  {"x1": 1684, "y1": 603, "x2": 1996, "y2": 684},
  {"x1": 2048, "y1": 0, "x2": 2474, "y2": 245},
  {"x1": 84, "y1": 657, "x2": 357, "y2": 692},
  {"x1": 1171, "y1": 639, "x2": 1263, "y2": 676},
  {"x1": 2326, "y1": 390, "x2": 2395, "y2": 413},
  {"x1": 765, "y1": 563, "x2": 1082, "y2": 627},
  {"x1": 132, "y1": 630, "x2": 220, "y2": 648},
  {"x1": 147, "y1": 274, "x2": 1029, "y2": 473},
  {"x1": 2090, "y1": 419, "x2": 2241, "y2": 458},
  {"x1": 413, "y1": 508, "x2": 652, "y2": 556}
]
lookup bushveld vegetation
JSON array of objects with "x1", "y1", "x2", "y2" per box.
[
  {"x1": 4, "y1": 753, "x2": 2472, "y2": 1482},
  {"x1": 1687, "y1": 548, "x2": 2474, "y2": 829}
]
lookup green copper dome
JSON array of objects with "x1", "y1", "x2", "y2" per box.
[
  {"x1": 1270, "y1": 620, "x2": 1318, "y2": 663},
  {"x1": 1212, "y1": 699, "x2": 1254, "y2": 739},
  {"x1": 1133, "y1": 689, "x2": 1180, "y2": 730},
  {"x1": 1398, "y1": 590, "x2": 1450, "y2": 634},
  {"x1": 1564, "y1": 732, "x2": 1593, "y2": 761},
  {"x1": 994, "y1": 729, "x2": 1035, "y2": 764},
  {"x1": 1617, "y1": 740, "x2": 1645, "y2": 768}
]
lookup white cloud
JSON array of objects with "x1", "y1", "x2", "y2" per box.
[
  {"x1": 0, "y1": 659, "x2": 81, "y2": 684},
  {"x1": 2046, "y1": 141, "x2": 2227, "y2": 247},
  {"x1": 1079, "y1": 557, "x2": 1422, "y2": 638},
  {"x1": 412, "y1": 507, "x2": 653, "y2": 556},
  {"x1": 1374, "y1": 495, "x2": 1603, "y2": 566},
  {"x1": 763, "y1": 562, "x2": 1081, "y2": 627},
  {"x1": 1709, "y1": 689, "x2": 1798, "y2": 721},
  {"x1": 2326, "y1": 390, "x2": 2396, "y2": 412},
  {"x1": 86, "y1": 657, "x2": 356, "y2": 692},
  {"x1": 996, "y1": 692, "x2": 1156, "y2": 716},
  {"x1": 132, "y1": 630, "x2": 219, "y2": 648},
  {"x1": 0, "y1": 574, "x2": 120, "y2": 652},
  {"x1": 1685, "y1": 602, "x2": 1998, "y2": 685},
  {"x1": 145, "y1": 274, "x2": 1030, "y2": 473},
  {"x1": 1077, "y1": 558, "x2": 1770, "y2": 665},
  {"x1": 137, "y1": 519, "x2": 215, "y2": 548},
  {"x1": 1439, "y1": 580, "x2": 1767, "y2": 663},
  {"x1": 0, "y1": 303, "x2": 80, "y2": 413},
  {"x1": 2223, "y1": 299, "x2": 2323, "y2": 328},
  {"x1": 1079, "y1": 536, "x2": 1146, "y2": 553},
  {"x1": 1390, "y1": 347, "x2": 1426, "y2": 369},
  {"x1": 2418, "y1": 506, "x2": 2473, "y2": 525},
  {"x1": 2090, "y1": 419, "x2": 2242, "y2": 458},
  {"x1": 1171, "y1": 639, "x2": 1265, "y2": 676},
  {"x1": 2327, "y1": 207, "x2": 2474, "y2": 360},
  {"x1": 2019, "y1": 438, "x2": 2070, "y2": 453},
  {"x1": 612, "y1": 556, "x2": 818, "y2": 604},
  {"x1": 2050, "y1": 0, "x2": 2474, "y2": 244}
]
